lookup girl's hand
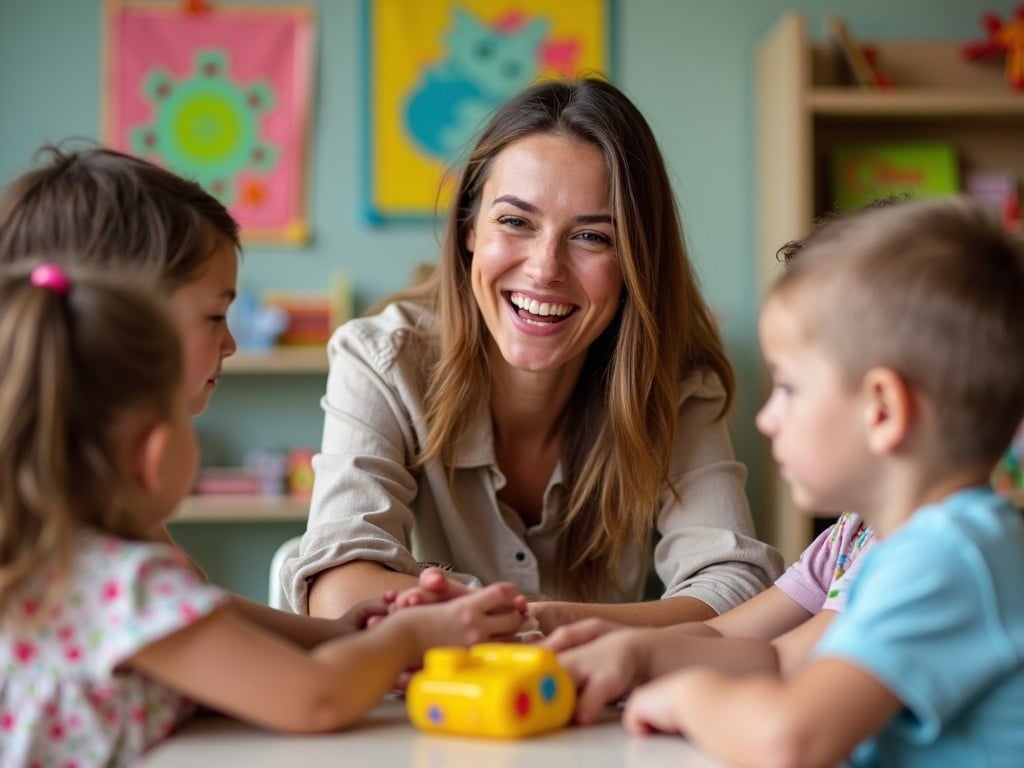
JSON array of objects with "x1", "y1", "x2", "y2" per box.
[
  {"x1": 336, "y1": 595, "x2": 395, "y2": 632},
  {"x1": 410, "y1": 581, "x2": 529, "y2": 647}
]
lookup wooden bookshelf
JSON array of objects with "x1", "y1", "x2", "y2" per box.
[
  {"x1": 222, "y1": 346, "x2": 327, "y2": 375},
  {"x1": 757, "y1": 12, "x2": 1024, "y2": 563},
  {"x1": 175, "y1": 494, "x2": 310, "y2": 523}
]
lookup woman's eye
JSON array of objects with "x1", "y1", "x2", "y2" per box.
[
  {"x1": 577, "y1": 230, "x2": 612, "y2": 246},
  {"x1": 498, "y1": 215, "x2": 529, "y2": 229}
]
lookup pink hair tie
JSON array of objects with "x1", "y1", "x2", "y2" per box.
[{"x1": 30, "y1": 264, "x2": 71, "y2": 295}]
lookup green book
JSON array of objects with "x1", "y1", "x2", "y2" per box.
[{"x1": 830, "y1": 142, "x2": 960, "y2": 211}]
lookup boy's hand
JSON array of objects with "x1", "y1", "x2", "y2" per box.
[
  {"x1": 542, "y1": 617, "x2": 623, "y2": 652},
  {"x1": 555, "y1": 627, "x2": 647, "y2": 725},
  {"x1": 622, "y1": 667, "x2": 712, "y2": 736}
]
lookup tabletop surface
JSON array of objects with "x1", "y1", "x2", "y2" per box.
[{"x1": 139, "y1": 696, "x2": 728, "y2": 768}]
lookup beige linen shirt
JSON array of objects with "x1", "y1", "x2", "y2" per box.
[{"x1": 282, "y1": 301, "x2": 783, "y2": 613}]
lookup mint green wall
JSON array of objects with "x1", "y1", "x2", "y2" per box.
[{"x1": 1, "y1": 0, "x2": 1012, "y2": 601}]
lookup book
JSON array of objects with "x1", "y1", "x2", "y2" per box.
[
  {"x1": 829, "y1": 142, "x2": 960, "y2": 212},
  {"x1": 827, "y1": 16, "x2": 885, "y2": 89},
  {"x1": 964, "y1": 169, "x2": 1021, "y2": 232}
]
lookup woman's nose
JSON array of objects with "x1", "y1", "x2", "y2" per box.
[{"x1": 523, "y1": 238, "x2": 565, "y2": 285}]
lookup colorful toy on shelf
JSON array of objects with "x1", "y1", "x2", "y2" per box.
[
  {"x1": 228, "y1": 289, "x2": 288, "y2": 353},
  {"x1": 962, "y1": 6, "x2": 1024, "y2": 90},
  {"x1": 826, "y1": 16, "x2": 893, "y2": 89},
  {"x1": 406, "y1": 643, "x2": 575, "y2": 739},
  {"x1": 286, "y1": 447, "x2": 315, "y2": 499}
]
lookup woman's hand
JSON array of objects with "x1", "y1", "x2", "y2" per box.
[{"x1": 391, "y1": 567, "x2": 475, "y2": 608}]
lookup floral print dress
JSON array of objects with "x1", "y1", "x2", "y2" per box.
[{"x1": 0, "y1": 527, "x2": 226, "y2": 767}]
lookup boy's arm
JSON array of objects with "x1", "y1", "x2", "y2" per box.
[
  {"x1": 623, "y1": 658, "x2": 900, "y2": 768},
  {"x1": 557, "y1": 624, "x2": 781, "y2": 725}
]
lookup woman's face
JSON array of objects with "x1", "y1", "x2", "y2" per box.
[{"x1": 467, "y1": 133, "x2": 623, "y2": 378}]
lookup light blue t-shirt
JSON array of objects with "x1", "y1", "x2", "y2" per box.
[{"x1": 816, "y1": 486, "x2": 1024, "y2": 767}]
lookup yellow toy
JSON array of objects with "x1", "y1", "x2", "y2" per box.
[{"x1": 406, "y1": 643, "x2": 576, "y2": 738}]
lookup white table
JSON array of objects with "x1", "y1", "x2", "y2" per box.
[{"x1": 140, "y1": 696, "x2": 729, "y2": 767}]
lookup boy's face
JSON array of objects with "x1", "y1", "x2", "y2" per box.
[
  {"x1": 755, "y1": 294, "x2": 873, "y2": 514},
  {"x1": 168, "y1": 239, "x2": 238, "y2": 414}
]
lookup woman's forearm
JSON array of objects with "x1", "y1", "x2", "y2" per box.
[
  {"x1": 530, "y1": 594, "x2": 718, "y2": 635},
  {"x1": 308, "y1": 560, "x2": 418, "y2": 619}
]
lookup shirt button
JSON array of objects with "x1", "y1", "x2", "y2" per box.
[{"x1": 515, "y1": 551, "x2": 526, "y2": 562}]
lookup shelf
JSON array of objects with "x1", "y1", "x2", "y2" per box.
[
  {"x1": 757, "y1": 12, "x2": 1024, "y2": 564},
  {"x1": 174, "y1": 494, "x2": 311, "y2": 523},
  {"x1": 222, "y1": 346, "x2": 327, "y2": 374},
  {"x1": 809, "y1": 89, "x2": 1024, "y2": 117}
]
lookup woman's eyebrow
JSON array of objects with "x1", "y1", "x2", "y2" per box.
[{"x1": 491, "y1": 194, "x2": 614, "y2": 226}]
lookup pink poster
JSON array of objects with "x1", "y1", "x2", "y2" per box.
[{"x1": 103, "y1": 2, "x2": 315, "y2": 244}]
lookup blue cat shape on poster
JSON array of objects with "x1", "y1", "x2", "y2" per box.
[{"x1": 404, "y1": 9, "x2": 549, "y2": 159}]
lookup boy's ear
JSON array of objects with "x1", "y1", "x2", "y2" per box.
[
  {"x1": 862, "y1": 366, "x2": 913, "y2": 455},
  {"x1": 128, "y1": 421, "x2": 173, "y2": 495}
]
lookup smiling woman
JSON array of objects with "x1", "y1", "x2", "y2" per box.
[{"x1": 283, "y1": 76, "x2": 783, "y2": 634}]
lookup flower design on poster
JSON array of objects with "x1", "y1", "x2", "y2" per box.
[
  {"x1": 103, "y1": 2, "x2": 315, "y2": 244},
  {"x1": 365, "y1": 0, "x2": 612, "y2": 222}
]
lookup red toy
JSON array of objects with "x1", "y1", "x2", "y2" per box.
[{"x1": 962, "y1": 6, "x2": 1024, "y2": 90}]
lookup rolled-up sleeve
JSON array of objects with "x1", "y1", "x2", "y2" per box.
[
  {"x1": 282, "y1": 309, "x2": 427, "y2": 613},
  {"x1": 654, "y1": 370, "x2": 784, "y2": 613}
]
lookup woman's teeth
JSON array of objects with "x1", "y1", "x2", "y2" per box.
[{"x1": 509, "y1": 292, "x2": 573, "y2": 318}]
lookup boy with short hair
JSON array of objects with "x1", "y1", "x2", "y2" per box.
[{"x1": 623, "y1": 196, "x2": 1024, "y2": 767}]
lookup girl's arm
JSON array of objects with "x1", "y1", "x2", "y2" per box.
[
  {"x1": 535, "y1": 581, "x2": 812, "y2": 638},
  {"x1": 223, "y1": 591, "x2": 393, "y2": 649},
  {"x1": 623, "y1": 658, "x2": 899, "y2": 768},
  {"x1": 770, "y1": 610, "x2": 837, "y2": 677},
  {"x1": 127, "y1": 582, "x2": 526, "y2": 733}
]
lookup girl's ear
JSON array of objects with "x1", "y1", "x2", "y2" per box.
[
  {"x1": 465, "y1": 222, "x2": 476, "y2": 254},
  {"x1": 862, "y1": 366, "x2": 913, "y2": 455},
  {"x1": 134, "y1": 421, "x2": 173, "y2": 495}
]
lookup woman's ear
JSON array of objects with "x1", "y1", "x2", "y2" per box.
[
  {"x1": 862, "y1": 366, "x2": 913, "y2": 455},
  {"x1": 465, "y1": 223, "x2": 475, "y2": 254}
]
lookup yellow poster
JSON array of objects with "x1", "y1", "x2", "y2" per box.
[{"x1": 365, "y1": 0, "x2": 612, "y2": 222}]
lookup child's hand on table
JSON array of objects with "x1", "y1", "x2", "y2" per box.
[
  {"x1": 336, "y1": 594, "x2": 396, "y2": 632},
  {"x1": 549, "y1": 625, "x2": 646, "y2": 725}
]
